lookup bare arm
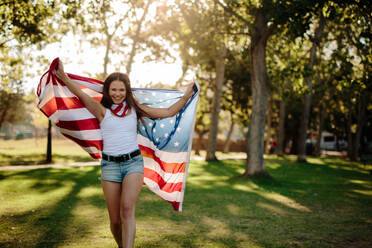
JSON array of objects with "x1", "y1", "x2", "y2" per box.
[
  {"x1": 137, "y1": 83, "x2": 195, "y2": 119},
  {"x1": 56, "y1": 61, "x2": 106, "y2": 122}
]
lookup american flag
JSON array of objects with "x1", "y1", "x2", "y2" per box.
[{"x1": 37, "y1": 58, "x2": 199, "y2": 211}]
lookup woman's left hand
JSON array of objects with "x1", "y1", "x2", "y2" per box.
[{"x1": 184, "y1": 82, "x2": 195, "y2": 100}]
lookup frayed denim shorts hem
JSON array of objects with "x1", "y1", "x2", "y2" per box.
[{"x1": 99, "y1": 154, "x2": 144, "y2": 183}]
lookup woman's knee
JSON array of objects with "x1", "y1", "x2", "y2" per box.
[
  {"x1": 120, "y1": 204, "x2": 135, "y2": 220},
  {"x1": 110, "y1": 217, "x2": 121, "y2": 227}
]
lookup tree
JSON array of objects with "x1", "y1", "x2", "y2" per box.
[
  {"x1": 1, "y1": 0, "x2": 82, "y2": 117},
  {"x1": 266, "y1": 33, "x2": 307, "y2": 156},
  {"x1": 1, "y1": 0, "x2": 56, "y2": 47},
  {"x1": 154, "y1": 0, "x2": 230, "y2": 160},
  {"x1": 222, "y1": 46, "x2": 251, "y2": 152},
  {"x1": 0, "y1": 87, "x2": 25, "y2": 129},
  {"x1": 309, "y1": 1, "x2": 371, "y2": 160},
  {"x1": 343, "y1": 2, "x2": 371, "y2": 160},
  {"x1": 77, "y1": 0, "x2": 170, "y2": 79},
  {"x1": 297, "y1": 12, "x2": 326, "y2": 162},
  {"x1": 1, "y1": 0, "x2": 82, "y2": 163},
  {"x1": 193, "y1": 75, "x2": 213, "y2": 155},
  {"x1": 215, "y1": 0, "x2": 323, "y2": 176}
]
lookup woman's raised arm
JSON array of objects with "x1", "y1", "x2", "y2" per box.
[
  {"x1": 56, "y1": 61, "x2": 106, "y2": 122},
  {"x1": 137, "y1": 82, "x2": 195, "y2": 119}
]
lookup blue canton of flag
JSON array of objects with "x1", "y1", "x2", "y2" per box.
[
  {"x1": 133, "y1": 84, "x2": 199, "y2": 211},
  {"x1": 134, "y1": 88, "x2": 197, "y2": 152}
]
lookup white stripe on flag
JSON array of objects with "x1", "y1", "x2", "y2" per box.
[
  {"x1": 59, "y1": 127, "x2": 102, "y2": 140},
  {"x1": 73, "y1": 79, "x2": 103, "y2": 92},
  {"x1": 37, "y1": 83, "x2": 56, "y2": 107},
  {"x1": 81, "y1": 87, "x2": 102, "y2": 98},
  {"x1": 143, "y1": 157, "x2": 185, "y2": 182},
  {"x1": 57, "y1": 108, "x2": 96, "y2": 121},
  {"x1": 144, "y1": 177, "x2": 182, "y2": 201},
  {"x1": 81, "y1": 146, "x2": 101, "y2": 155},
  {"x1": 137, "y1": 135, "x2": 188, "y2": 163}
]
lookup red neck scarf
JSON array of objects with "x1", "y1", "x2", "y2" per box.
[{"x1": 110, "y1": 102, "x2": 129, "y2": 117}]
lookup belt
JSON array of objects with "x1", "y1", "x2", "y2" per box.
[{"x1": 102, "y1": 149, "x2": 141, "y2": 163}]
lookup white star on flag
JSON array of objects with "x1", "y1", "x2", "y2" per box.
[
  {"x1": 164, "y1": 133, "x2": 169, "y2": 138},
  {"x1": 174, "y1": 141, "x2": 179, "y2": 147},
  {"x1": 160, "y1": 123, "x2": 165, "y2": 128}
]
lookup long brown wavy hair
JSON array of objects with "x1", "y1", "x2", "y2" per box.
[{"x1": 100, "y1": 72, "x2": 147, "y2": 120}]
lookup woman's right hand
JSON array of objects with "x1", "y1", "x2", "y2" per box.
[{"x1": 55, "y1": 60, "x2": 69, "y2": 81}]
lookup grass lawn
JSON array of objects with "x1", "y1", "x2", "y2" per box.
[
  {"x1": 0, "y1": 138, "x2": 94, "y2": 166},
  {"x1": 1, "y1": 152, "x2": 371, "y2": 248}
]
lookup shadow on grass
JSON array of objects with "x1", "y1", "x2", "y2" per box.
[
  {"x1": 0, "y1": 167, "x2": 103, "y2": 247},
  {"x1": 1, "y1": 157, "x2": 371, "y2": 248},
  {"x1": 0, "y1": 153, "x2": 93, "y2": 166}
]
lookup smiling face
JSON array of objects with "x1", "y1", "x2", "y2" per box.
[{"x1": 109, "y1": 80, "x2": 126, "y2": 104}]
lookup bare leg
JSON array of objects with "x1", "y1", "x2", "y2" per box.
[
  {"x1": 120, "y1": 173, "x2": 144, "y2": 248},
  {"x1": 101, "y1": 180, "x2": 122, "y2": 247}
]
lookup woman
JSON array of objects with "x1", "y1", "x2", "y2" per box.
[{"x1": 56, "y1": 61, "x2": 194, "y2": 248}]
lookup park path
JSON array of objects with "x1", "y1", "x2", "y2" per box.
[{"x1": 0, "y1": 154, "x2": 246, "y2": 170}]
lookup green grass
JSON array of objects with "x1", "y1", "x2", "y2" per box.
[
  {"x1": 1, "y1": 155, "x2": 371, "y2": 247},
  {"x1": 0, "y1": 138, "x2": 93, "y2": 166},
  {"x1": 0, "y1": 138, "x2": 244, "y2": 166}
]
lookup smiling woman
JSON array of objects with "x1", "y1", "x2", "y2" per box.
[
  {"x1": 53, "y1": 59, "x2": 196, "y2": 248},
  {"x1": 109, "y1": 81, "x2": 127, "y2": 104}
]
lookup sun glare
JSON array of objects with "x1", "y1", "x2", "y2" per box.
[{"x1": 25, "y1": 0, "x2": 186, "y2": 92}]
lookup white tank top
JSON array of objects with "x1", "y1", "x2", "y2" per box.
[{"x1": 100, "y1": 108, "x2": 139, "y2": 156}]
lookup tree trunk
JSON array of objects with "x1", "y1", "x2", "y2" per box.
[
  {"x1": 351, "y1": 91, "x2": 367, "y2": 159},
  {"x1": 126, "y1": 0, "x2": 152, "y2": 74},
  {"x1": 347, "y1": 105, "x2": 354, "y2": 159},
  {"x1": 297, "y1": 15, "x2": 325, "y2": 162},
  {"x1": 0, "y1": 107, "x2": 8, "y2": 130},
  {"x1": 223, "y1": 113, "x2": 235, "y2": 153},
  {"x1": 103, "y1": 34, "x2": 112, "y2": 79},
  {"x1": 276, "y1": 99, "x2": 286, "y2": 156},
  {"x1": 175, "y1": 63, "x2": 189, "y2": 88},
  {"x1": 206, "y1": 43, "x2": 226, "y2": 161},
  {"x1": 314, "y1": 106, "x2": 325, "y2": 156},
  {"x1": 264, "y1": 97, "x2": 272, "y2": 154},
  {"x1": 194, "y1": 131, "x2": 204, "y2": 156},
  {"x1": 243, "y1": 9, "x2": 272, "y2": 177},
  {"x1": 0, "y1": 91, "x2": 10, "y2": 129}
]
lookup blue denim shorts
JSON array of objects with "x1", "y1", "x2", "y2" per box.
[{"x1": 100, "y1": 154, "x2": 144, "y2": 182}]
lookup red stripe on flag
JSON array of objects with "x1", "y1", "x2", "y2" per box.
[
  {"x1": 41, "y1": 96, "x2": 101, "y2": 116},
  {"x1": 62, "y1": 133, "x2": 103, "y2": 152},
  {"x1": 90, "y1": 153, "x2": 102, "y2": 159},
  {"x1": 56, "y1": 118, "x2": 100, "y2": 130},
  {"x1": 144, "y1": 168, "x2": 183, "y2": 193},
  {"x1": 67, "y1": 73, "x2": 104, "y2": 85},
  {"x1": 40, "y1": 97, "x2": 58, "y2": 117},
  {"x1": 139, "y1": 145, "x2": 186, "y2": 173},
  {"x1": 55, "y1": 97, "x2": 84, "y2": 110},
  {"x1": 167, "y1": 200, "x2": 180, "y2": 211}
]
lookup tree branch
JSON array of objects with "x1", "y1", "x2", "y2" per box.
[
  {"x1": 0, "y1": 1, "x2": 15, "y2": 7},
  {"x1": 216, "y1": 32, "x2": 250, "y2": 35},
  {"x1": 213, "y1": 0, "x2": 250, "y2": 26}
]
